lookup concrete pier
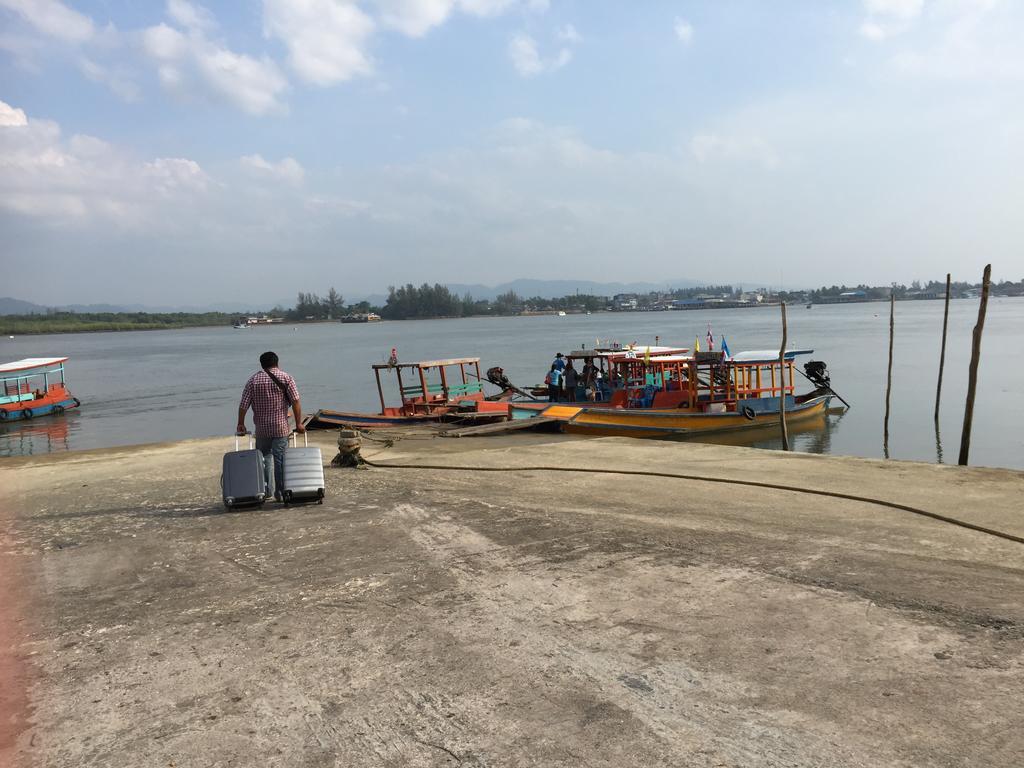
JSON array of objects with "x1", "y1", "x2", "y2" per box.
[{"x1": 2, "y1": 433, "x2": 1023, "y2": 767}]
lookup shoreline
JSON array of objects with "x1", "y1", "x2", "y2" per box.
[{"x1": 6, "y1": 295, "x2": 1023, "y2": 336}]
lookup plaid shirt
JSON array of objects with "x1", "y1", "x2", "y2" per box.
[{"x1": 240, "y1": 368, "x2": 300, "y2": 438}]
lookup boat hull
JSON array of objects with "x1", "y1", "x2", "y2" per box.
[
  {"x1": 305, "y1": 410, "x2": 440, "y2": 429},
  {"x1": 306, "y1": 405, "x2": 510, "y2": 430},
  {"x1": 556, "y1": 396, "x2": 830, "y2": 438},
  {"x1": 0, "y1": 397, "x2": 80, "y2": 422}
]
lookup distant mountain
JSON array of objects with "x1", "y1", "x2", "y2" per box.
[
  {"x1": 443, "y1": 278, "x2": 703, "y2": 301},
  {"x1": 0, "y1": 297, "x2": 46, "y2": 315}
]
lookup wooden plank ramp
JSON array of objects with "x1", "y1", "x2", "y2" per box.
[{"x1": 439, "y1": 416, "x2": 560, "y2": 438}]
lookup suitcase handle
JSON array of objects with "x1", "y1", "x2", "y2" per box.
[
  {"x1": 234, "y1": 433, "x2": 255, "y2": 452},
  {"x1": 290, "y1": 431, "x2": 308, "y2": 448}
]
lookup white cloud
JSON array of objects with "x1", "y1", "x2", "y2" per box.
[
  {"x1": 263, "y1": 0, "x2": 374, "y2": 84},
  {"x1": 557, "y1": 24, "x2": 581, "y2": 44},
  {"x1": 859, "y1": 0, "x2": 925, "y2": 39},
  {"x1": 508, "y1": 33, "x2": 571, "y2": 77},
  {"x1": 864, "y1": 0, "x2": 1023, "y2": 79},
  {"x1": 674, "y1": 17, "x2": 694, "y2": 45},
  {"x1": 0, "y1": 0, "x2": 95, "y2": 43},
  {"x1": 142, "y1": 15, "x2": 288, "y2": 115},
  {"x1": 0, "y1": 100, "x2": 28, "y2": 126},
  {"x1": 166, "y1": 0, "x2": 216, "y2": 33},
  {"x1": 78, "y1": 57, "x2": 140, "y2": 102},
  {"x1": 377, "y1": 0, "x2": 454, "y2": 37},
  {"x1": 377, "y1": 0, "x2": 535, "y2": 38},
  {"x1": 0, "y1": 98, "x2": 210, "y2": 223},
  {"x1": 240, "y1": 154, "x2": 306, "y2": 185},
  {"x1": 458, "y1": 0, "x2": 517, "y2": 15}
]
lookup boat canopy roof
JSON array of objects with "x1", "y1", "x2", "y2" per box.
[
  {"x1": 0, "y1": 357, "x2": 68, "y2": 375},
  {"x1": 730, "y1": 349, "x2": 813, "y2": 363},
  {"x1": 372, "y1": 357, "x2": 479, "y2": 371},
  {"x1": 570, "y1": 346, "x2": 689, "y2": 360}
]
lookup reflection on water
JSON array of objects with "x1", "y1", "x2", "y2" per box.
[
  {"x1": 677, "y1": 408, "x2": 846, "y2": 453},
  {"x1": 0, "y1": 412, "x2": 75, "y2": 456}
]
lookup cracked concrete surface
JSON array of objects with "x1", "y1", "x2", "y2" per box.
[{"x1": 2, "y1": 432, "x2": 1023, "y2": 767}]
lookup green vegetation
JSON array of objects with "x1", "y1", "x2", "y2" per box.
[{"x1": 1, "y1": 311, "x2": 240, "y2": 335}]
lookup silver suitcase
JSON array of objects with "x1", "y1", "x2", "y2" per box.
[{"x1": 282, "y1": 432, "x2": 325, "y2": 505}]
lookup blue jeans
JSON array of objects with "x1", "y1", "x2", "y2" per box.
[{"x1": 256, "y1": 436, "x2": 287, "y2": 498}]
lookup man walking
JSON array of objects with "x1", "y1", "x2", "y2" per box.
[{"x1": 237, "y1": 351, "x2": 303, "y2": 500}]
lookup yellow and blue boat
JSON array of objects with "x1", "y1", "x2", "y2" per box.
[{"x1": 525, "y1": 348, "x2": 836, "y2": 438}]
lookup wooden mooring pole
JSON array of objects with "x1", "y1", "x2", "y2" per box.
[
  {"x1": 958, "y1": 264, "x2": 992, "y2": 466},
  {"x1": 934, "y1": 273, "x2": 951, "y2": 421},
  {"x1": 778, "y1": 302, "x2": 789, "y2": 451},
  {"x1": 884, "y1": 294, "x2": 895, "y2": 459}
]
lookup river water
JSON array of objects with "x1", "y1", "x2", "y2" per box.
[{"x1": 2, "y1": 298, "x2": 1022, "y2": 469}]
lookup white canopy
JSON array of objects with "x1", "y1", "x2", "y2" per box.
[
  {"x1": 0, "y1": 357, "x2": 68, "y2": 374},
  {"x1": 730, "y1": 349, "x2": 813, "y2": 363}
]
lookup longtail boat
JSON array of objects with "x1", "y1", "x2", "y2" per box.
[
  {"x1": 0, "y1": 357, "x2": 81, "y2": 422},
  {"x1": 305, "y1": 357, "x2": 510, "y2": 429},
  {"x1": 527, "y1": 348, "x2": 835, "y2": 438}
]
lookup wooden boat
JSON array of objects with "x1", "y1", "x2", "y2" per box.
[
  {"x1": 0, "y1": 357, "x2": 81, "y2": 422},
  {"x1": 532, "y1": 348, "x2": 835, "y2": 438},
  {"x1": 306, "y1": 357, "x2": 510, "y2": 430},
  {"x1": 527, "y1": 345, "x2": 690, "y2": 399}
]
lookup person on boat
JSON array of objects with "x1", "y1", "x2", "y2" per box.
[
  {"x1": 581, "y1": 357, "x2": 599, "y2": 401},
  {"x1": 237, "y1": 351, "x2": 304, "y2": 501},
  {"x1": 562, "y1": 360, "x2": 579, "y2": 403},
  {"x1": 552, "y1": 352, "x2": 566, "y2": 371},
  {"x1": 545, "y1": 363, "x2": 563, "y2": 402}
]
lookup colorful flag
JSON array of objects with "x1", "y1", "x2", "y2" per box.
[
  {"x1": 706, "y1": 324, "x2": 714, "y2": 351},
  {"x1": 644, "y1": 346, "x2": 651, "y2": 364},
  {"x1": 721, "y1": 336, "x2": 732, "y2": 358},
  {"x1": 694, "y1": 336, "x2": 701, "y2": 353}
]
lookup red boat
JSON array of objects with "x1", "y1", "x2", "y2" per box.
[
  {"x1": 0, "y1": 357, "x2": 81, "y2": 422},
  {"x1": 306, "y1": 357, "x2": 510, "y2": 429}
]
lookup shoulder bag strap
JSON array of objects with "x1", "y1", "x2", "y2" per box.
[{"x1": 263, "y1": 368, "x2": 293, "y2": 406}]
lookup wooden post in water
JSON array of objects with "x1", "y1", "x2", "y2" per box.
[
  {"x1": 884, "y1": 294, "x2": 895, "y2": 459},
  {"x1": 958, "y1": 264, "x2": 992, "y2": 466},
  {"x1": 934, "y1": 273, "x2": 951, "y2": 421},
  {"x1": 778, "y1": 302, "x2": 789, "y2": 451}
]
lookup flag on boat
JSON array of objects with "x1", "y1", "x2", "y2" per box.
[
  {"x1": 644, "y1": 346, "x2": 651, "y2": 364},
  {"x1": 721, "y1": 336, "x2": 732, "y2": 358},
  {"x1": 694, "y1": 336, "x2": 701, "y2": 353},
  {"x1": 706, "y1": 325, "x2": 714, "y2": 351}
]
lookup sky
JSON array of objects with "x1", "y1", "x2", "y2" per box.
[{"x1": 1, "y1": 0, "x2": 1022, "y2": 307}]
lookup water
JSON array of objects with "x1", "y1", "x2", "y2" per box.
[{"x1": 2, "y1": 298, "x2": 1023, "y2": 469}]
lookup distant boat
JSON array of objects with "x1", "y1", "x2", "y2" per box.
[
  {"x1": 232, "y1": 323, "x2": 249, "y2": 329},
  {"x1": 557, "y1": 311, "x2": 567, "y2": 317},
  {"x1": 806, "y1": 303, "x2": 813, "y2": 309},
  {"x1": 341, "y1": 312, "x2": 382, "y2": 324}
]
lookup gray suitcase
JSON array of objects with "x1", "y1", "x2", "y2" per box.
[
  {"x1": 222, "y1": 435, "x2": 267, "y2": 509},
  {"x1": 282, "y1": 432, "x2": 325, "y2": 505}
]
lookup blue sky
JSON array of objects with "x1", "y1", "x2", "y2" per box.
[{"x1": 1, "y1": 0, "x2": 1022, "y2": 306}]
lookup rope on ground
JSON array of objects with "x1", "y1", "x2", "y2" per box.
[{"x1": 358, "y1": 458, "x2": 1024, "y2": 547}]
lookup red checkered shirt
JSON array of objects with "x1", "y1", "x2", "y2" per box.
[{"x1": 239, "y1": 368, "x2": 300, "y2": 438}]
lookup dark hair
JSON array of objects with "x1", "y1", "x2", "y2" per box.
[{"x1": 260, "y1": 351, "x2": 279, "y2": 369}]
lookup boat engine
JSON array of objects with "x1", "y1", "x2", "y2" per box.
[
  {"x1": 803, "y1": 360, "x2": 831, "y2": 389},
  {"x1": 486, "y1": 366, "x2": 513, "y2": 390}
]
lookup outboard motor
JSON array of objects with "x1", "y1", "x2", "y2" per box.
[
  {"x1": 486, "y1": 366, "x2": 513, "y2": 390},
  {"x1": 804, "y1": 360, "x2": 831, "y2": 389}
]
